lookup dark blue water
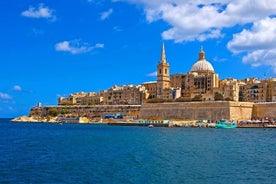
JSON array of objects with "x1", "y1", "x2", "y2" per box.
[{"x1": 1, "y1": 119, "x2": 276, "y2": 184}]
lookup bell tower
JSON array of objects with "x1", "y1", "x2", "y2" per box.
[{"x1": 157, "y1": 43, "x2": 170, "y2": 98}]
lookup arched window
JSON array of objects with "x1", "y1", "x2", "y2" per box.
[
  {"x1": 159, "y1": 69, "x2": 162, "y2": 74},
  {"x1": 165, "y1": 68, "x2": 167, "y2": 74}
]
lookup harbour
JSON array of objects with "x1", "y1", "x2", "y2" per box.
[{"x1": 1, "y1": 118, "x2": 276, "y2": 183}]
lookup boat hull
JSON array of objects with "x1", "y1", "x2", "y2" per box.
[{"x1": 216, "y1": 120, "x2": 237, "y2": 128}]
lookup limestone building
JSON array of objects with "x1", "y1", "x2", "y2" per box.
[
  {"x1": 157, "y1": 43, "x2": 170, "y2": 98},
  {"x1": 100, "y1": 85, "x2": 148, "y2": 105},
  {"x1": 58, "y1": 44, "x2": 276, "y2": 106},
  {"x1": 239, "y1": 78, "x2": 276, "y2": 102},
  {"x1": 58, "y1": 92, "x2": 103, "y2": 105},
  {"x1": 170, "y1": 47, "x2": 219, "y2": 101},
  {"x1": 214, "y1": 78, "x2": 240, "y2": 101}
]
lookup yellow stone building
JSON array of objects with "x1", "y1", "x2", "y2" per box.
[
  {"x1": 239, "y1": 78, "x2": 276, "y2": 102},
  {"x1": 157, "y1": 43, "x2": 170, "y2": 98},
  {"x1": 170, "y1": 47, "x2": 219, "y2": 100},
  {"x1": 100, "y1": 85, "x2": 148, "y2": 105},
  {"x1": 58, "y1": 44, "x2": 276, "y2": 105},
  {"x1": 58, "y1": 92, "x2": 103, "y2": 105}
]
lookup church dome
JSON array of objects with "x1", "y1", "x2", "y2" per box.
[{"x1": 190, "y1": 48, "x2": 214, "y2": 73}]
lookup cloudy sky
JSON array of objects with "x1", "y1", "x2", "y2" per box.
[{"x1": 1, "y1": 0, "x2": 276, "y2": 117}]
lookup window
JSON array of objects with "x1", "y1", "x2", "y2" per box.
[
  {"x1": 159, "y1": 69, "x2": 162, "y2": 74},
  {"x1": 165, "y1": 69, "x2": 167, "y2": 74}
]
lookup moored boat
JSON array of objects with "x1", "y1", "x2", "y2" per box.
[{"x1": 215, "y1": 119, "x2": 237, "y2": 128}]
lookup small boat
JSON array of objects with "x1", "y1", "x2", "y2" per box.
[
  {"x1": 148, "y1": 124, "x2": 154, "y2": 128},
  {"x1": 215, "y1": 119, "x2": 237, "y2": 128}
]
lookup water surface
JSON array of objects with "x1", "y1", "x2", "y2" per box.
[{"x1": 0, "y1": 119, "x2": 275, "y2": 183}]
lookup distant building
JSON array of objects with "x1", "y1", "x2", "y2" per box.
[
  {"x1": 58, "y1": 44, "x2": 276, "y2": 105},
  {"x1": 239, "y1": 78, "x2": 276, "y2": 102},
  {"x1": 170, "y1": 47, "x2": 219, "y2": 101}
]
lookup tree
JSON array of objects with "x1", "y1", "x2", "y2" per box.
[
  {"x1": 214, "y1": 92, "x2": 224, "y2": 101},
  {"x1": 224, "y1": 97, "x2": 232, "y2": 101},
  {"x1": 60, "y1": 109, "x2": 69, "y2": 114},
  {"x1": 147, "y1": 98, "x2": 165, "y2": 103},
  {"x1": 175, "y1": 97, "x2": 191, "y2": 102},
  {"x1": 48, "y1": 107, "x2": 58, "y2": 117},
  {"x1": 192, "y1": 95, "x2": 203, "y2": 101}
]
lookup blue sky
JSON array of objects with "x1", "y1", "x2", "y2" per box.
[{"x1": 1, "y1": 0, "x2": 276, "y2": 117}]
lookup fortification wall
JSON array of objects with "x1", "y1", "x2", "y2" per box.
[
  {"x1": 29, "y1": 102, "x2": 274, "y2": 122},
  {"x1": 30, "y1": 105, "x2": 141, "y2": 119},
  {"x1": 140, "y1": 101, "x2": 254, "y2": 121},
  {"x1": 252, "y1": 103, "x2": 276, "y2": 119},
  {"x1": 229, "y1": 102, "x2": 253, "y2": 121}
]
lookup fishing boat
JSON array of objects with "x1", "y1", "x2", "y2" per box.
[{"x1": 215, "y1": 119, "x2": 237, "y2": 128}]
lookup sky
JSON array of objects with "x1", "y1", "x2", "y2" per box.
[{"x1": 1, "y1": 0, "x2": 276, "y2": 117}]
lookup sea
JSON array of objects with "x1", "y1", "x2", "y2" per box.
[{"x1": 1, "y1": 118, "x2": 276, "y2": 184}]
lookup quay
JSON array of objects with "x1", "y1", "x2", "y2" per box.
[{"x1": 107, "y1": 122, "x2": 169, "y2": 127}]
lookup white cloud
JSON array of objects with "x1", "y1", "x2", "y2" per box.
[
  {"x1": 55, "y1": 40, "x2": 104, "y2": 54},
  {"x1": 120, "y1": 0, "x2": 276, "y2": 73},
  {"x1": 0, "y1": 92, "x2": 12, "y2": 100},
  {"x1": 100, "y1": 9, "x2": 113, "y2": 20},
  {"x1": 147, "y1": 71, "x2": 157, "y2": 77},
  {"x1": 13, "y1": 85, "x2": 22, "y2": 91},
  {"x1": 122, "y1": 0, "x2": 276, "y2": 42},
  {"x1": 95, "y1": 43, "x2": 105, "y2": 48},
  {"x1": 21, "y1": 4, "x2": 56, "y2": 20},
  {"x1": 227, "y1": 17, "x2": 276, "y2": 73}
]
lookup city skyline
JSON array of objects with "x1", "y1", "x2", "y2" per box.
[{"x1": 1, "y1": 1, "x2": 276, "y2": 117}]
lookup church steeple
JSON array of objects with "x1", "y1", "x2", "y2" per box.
[
  {"x1": 160, "y1": 43, "x2": 167, "y2": 63},
  {"x1": 157, "y1": 43, "x2": 170, "y2": 98},
  {"x1": 199, "y1": 46, "x2": 205, "y2": 60}
]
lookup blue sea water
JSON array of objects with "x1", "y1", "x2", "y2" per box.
[{"x1": 0, "y1": 119, "x2": 276, "y2": 184}]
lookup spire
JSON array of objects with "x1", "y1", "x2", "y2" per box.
[
  {"x1": 160, "y1": 43, "x2": 166, "y2": 63},
  {"x1": 199, "y1": 46, "x2": 205, "y2": 60}
]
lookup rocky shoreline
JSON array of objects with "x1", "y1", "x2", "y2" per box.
[{"x1": 11, "y1": 116, "x2": 59, "y2": 123}]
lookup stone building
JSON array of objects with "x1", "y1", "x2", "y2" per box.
[
  {"x1": 214, "y1": 78, "x2": 240, "y2": 101},
  {"x1": 58, "y1": 44, "x2": 276, "y2": 106},
  {"x1": 157, "y1": 43, "x2": 170, "y2": 98},
  {"x1": 141, "y1": 81, "x2": 157, "y2": 99},
  {"x1": 58, "y1": 92, "x2": 103, "y2": 105},
  {"x1": 170, "y1": 47, "x2": 219, "y2": 101},
  {"x1": 101, "y1": 85, "x2": 148, "y2": 105},
  {"x1": 239, "y1": 78, "x2": 276, "y2": 102},
  {"x1": 59, "y1": 85, "x2": 149, "y2": 106}
]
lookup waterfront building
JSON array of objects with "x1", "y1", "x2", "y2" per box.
[
  {"x1": 170, "y1": 47, "x2": 219, "y2": 101},
  {"x1": 58, "y1": 92, "x2": 103, "y2": 105},
  {"x1": 102, "y1": 85, "x2": 148, "y2": 105},
  {"x1": 239, "y1": 78, "x2": 276, "y2": 102},
  {"x1": 58, "y1": 44, "x2": 275, "y2": 105},
  {"x1": 142, "y1": 81, "x2": 157, "y2": 99},
  {"x1": 214, "y1": 78, "x2": 240, "y2": 101}
]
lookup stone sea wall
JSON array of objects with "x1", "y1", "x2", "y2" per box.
[
  {"x1": 252, "y1": 102, "x2": 276, "y2": 119},
  {"x1": 30, "y1": 105, "x2": 141, "y2": 119},
  {"x1": 28, "y1": 102, "x2": 276, "y2": 122},
  {"x1": 140, "y1": 101, "x2": 254, "y2": 121}
]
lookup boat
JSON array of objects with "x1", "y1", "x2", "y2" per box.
[
  {"x1": 215, "y1": 119, "x2": 237, "y2": 128},
  {"x1": 148, "y1": 124, "x2": 154, "y2": 128}
]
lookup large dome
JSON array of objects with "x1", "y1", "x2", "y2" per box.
[
  {"x1": 190, "y1": 48, "x2": 214, "y2": 73},
  {"x1": 190, "y1": 59, "x2": 214, "y2": 72}
]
